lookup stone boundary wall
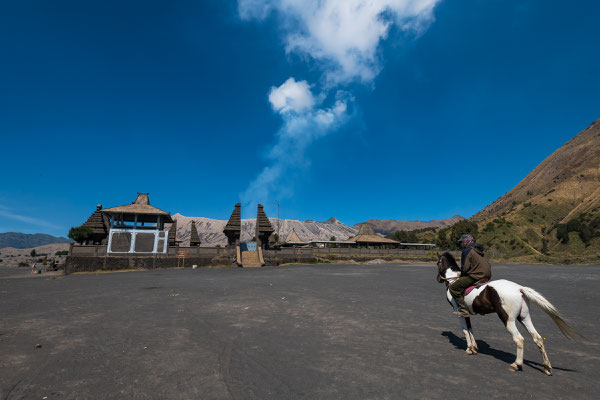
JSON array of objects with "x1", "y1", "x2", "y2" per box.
[{"x1": 66, "y1": 245, "x2": 451, "y2": 273}]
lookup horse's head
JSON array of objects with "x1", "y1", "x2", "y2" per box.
[{"x1": 436, "y1": 252, "x2": 460, "y2": 283}]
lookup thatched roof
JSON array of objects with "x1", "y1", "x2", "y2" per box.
[
  {"x1": 347, "y1": 223, "x2": 400, "y2": 244},
  {"x1": 284, "y1": 229, "x2": 306, "y2": 244},
  {"x1": 102, "y1": 193, "x2": 172, "y2": 222}
]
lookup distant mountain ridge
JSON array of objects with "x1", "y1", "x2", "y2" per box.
[
  {"x1": 170, "y1": 214, "x2": 359, "y2": 246},
  {"x1": 356, "y1": 215, "x2": 465, "y2": 235},
  {"x1": 0, "y1": 232, "x2": 71, "y2": 249},
  {"x1": 171, "y1": 214, "x2": 463, "y2": 246}
]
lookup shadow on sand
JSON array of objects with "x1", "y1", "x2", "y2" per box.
[{"x1": 441, "y1": 331, "x2": 575, "y2": 373}]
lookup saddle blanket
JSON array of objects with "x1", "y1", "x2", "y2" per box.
[{"x1": 464, "y1": 281, "x2": 489, "y2": 296}]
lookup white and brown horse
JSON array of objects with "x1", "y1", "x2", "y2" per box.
[{"x1": 436, "y1": 252, "x2": 583, "y2": 375}]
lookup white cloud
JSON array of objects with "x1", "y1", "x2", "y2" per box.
[
  {"x1": 268, "y1": 77, "x2": 316, "y2": 113},
  {"x1": 239, "y1": 0, "x2": 440, "y2": 84},
  {"x1": 238, "y1": 1, "x2": 439, "y2": 209},
  {"x1": 0, "y1": 204, "x2": 62, "y2": 230},
  {"x1": 242, "y1": 83, "x2": 353, "y2": 207}
]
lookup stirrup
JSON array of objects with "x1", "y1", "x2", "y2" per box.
[{"x1": 453, "y1": 310, "x2": 472, "y2": 317}]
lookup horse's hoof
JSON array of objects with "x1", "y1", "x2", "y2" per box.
[
  {"x1": 508, "y1": 363, "x2": 522, "y2": 372},
  {"x1": 544, "y1": 368, "x2": 553, "y2": 376},
  {"x1": 466, "y1": 349, "x2": 473, "y2": 355}
]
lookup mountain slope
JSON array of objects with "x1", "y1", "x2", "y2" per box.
[
  {"x1": 471, "y1": 119, "x2": 600, "y2": 261},
  {"x1": 0, "y1": 232, "x2": 71, "y2": 250},
  {"x1": 357, "y1": 215, "x2": 465, "y2": 235}
]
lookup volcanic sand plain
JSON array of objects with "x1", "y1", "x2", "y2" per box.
[{"x1": 1, "y1": 263, "x2": 599, "y2": 399}]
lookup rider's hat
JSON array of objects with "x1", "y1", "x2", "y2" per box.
[{"x1": 457, "y1": 234, "x2": 474, "y2": 246}]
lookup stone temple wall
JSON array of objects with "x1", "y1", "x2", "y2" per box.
[{"x1": 64, "y1": 245, "x2": 441, "y2": 273}]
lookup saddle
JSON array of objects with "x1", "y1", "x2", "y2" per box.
[{"x1": 463, "y1": 280, "x2": 489, "y2": 296}]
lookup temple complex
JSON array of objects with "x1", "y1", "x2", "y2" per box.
[
  {"x1": 66, "y1": 195, "x2": 436, "y2": 273},
  {"x1": 101, "y1": 193, "x2": 172, "y2": 254},
  {"x1": 255, "y1": 204, "x2": 274, "y2": 248},
  {"x1": 80, "y1": 204, "x2": 110, "y2": 245},
  {"x1": 189, "y1": 220, "x2": 201, "y2": 246},
  {"x1": 223, "y1": 203, "x2": 241, "y2": 246}
]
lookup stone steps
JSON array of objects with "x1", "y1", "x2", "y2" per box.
[{"x1": 241, "y1": 251, "x2": 261, "y2": 267}]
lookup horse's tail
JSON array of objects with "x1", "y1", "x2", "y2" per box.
[{"x1": 520, "y1": 287, "x2": 586, "y2": 342}]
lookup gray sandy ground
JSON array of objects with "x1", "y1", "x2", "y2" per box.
[{"x1": 1, "y1": 263, "x2": 599, "y2": 399}]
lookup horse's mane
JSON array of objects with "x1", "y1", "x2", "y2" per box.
[{"x1": 442, "y1": 252, "x2": 460, "y2": 271}]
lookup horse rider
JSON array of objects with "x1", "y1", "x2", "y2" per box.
[{"x1": 449, "y1": 234, "x2": 492, "y2": 317}]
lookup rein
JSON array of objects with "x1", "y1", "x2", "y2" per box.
[{"x1": 438, "y1": 274, "x2": 459, "y2": 287}]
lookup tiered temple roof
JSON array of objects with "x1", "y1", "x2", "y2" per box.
[
  {"x1": 102, "y1": 193, "x2": 172, "y2": 222},
  {"x1": 81, "y1": 204, "x2": 110, "y2": 244},
  {"x1": 256, "y1": 204, "x2": 274, "y2": 233},
  {"x1": 189, "y1": 220, "x2": 201, "y2": 246},
  {"x1": 223, "y1": 203, "x2": 241, "y2": 245},
  {"x1": 168, "y1": 219, "x2": 179, "y2": 246},
  {"x1": 255, "y1": 204, "x2": 274, "y2": 246},
  {"x1": 347, "y1": 224, "x2": 400, "y2": 245}
]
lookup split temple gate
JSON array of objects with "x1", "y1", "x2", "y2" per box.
[{"x1": 222, "y1": 203, "x2": 275, "y2": 267}]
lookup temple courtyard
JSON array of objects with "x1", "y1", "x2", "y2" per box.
[{"x1": 1, "y1": 263, "x2": 599, "y2": 399}]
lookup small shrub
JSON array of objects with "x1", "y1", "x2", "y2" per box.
[
  {"x1": 68, "y1": 226, "x2": 94, "y2": 244},
  {"x1": 483, "y1": 222, "x2": 495, "y2": 232},
  {"x1": 556, "y1": 224, "x2": 570, "y2": 243}
]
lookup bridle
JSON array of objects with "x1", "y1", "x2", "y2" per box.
[{"x1": 437, "y1": 255, "x2": 460, "y2": 288}]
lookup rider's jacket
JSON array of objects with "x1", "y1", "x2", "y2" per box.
[{"x1": 461, "y1": 244, "x2": 491, "y2": 281}]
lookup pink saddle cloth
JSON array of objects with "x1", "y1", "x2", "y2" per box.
[{"x1": 464, "y1": 281, "x2": 489, "y2": 296}]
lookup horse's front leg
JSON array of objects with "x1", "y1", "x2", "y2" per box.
[
  {"x1": 465, "y1": 317, "x2": 478, "y2": 354},
  {"x1": 452, "y1": 298, "x2": 477, "y2": 355}
]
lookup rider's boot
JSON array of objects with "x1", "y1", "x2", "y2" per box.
[{"x1": 453, "y1": 297, "x2": 471, "y2": 318}]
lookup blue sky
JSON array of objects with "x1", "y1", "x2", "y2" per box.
[{"x1": 1, "y1": 0, "x2": 599, "y2": 237}]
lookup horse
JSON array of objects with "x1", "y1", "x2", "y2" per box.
[{"x1": 436, "y1": 252, "x2": 583, "y2": 375}]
